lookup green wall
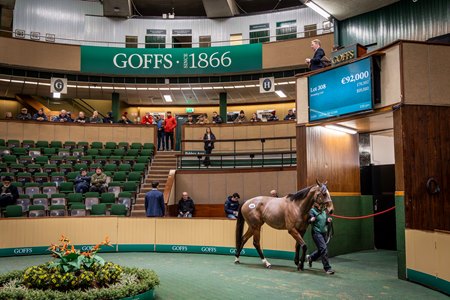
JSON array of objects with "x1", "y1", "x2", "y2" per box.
[
  {"x1": 396, "y1": 195, "x2": 406, "y2": 280},
  {"x1": 337, "y1": 0, "x2": 449, "y2": 50}
]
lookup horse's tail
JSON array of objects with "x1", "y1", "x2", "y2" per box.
[{"x1": 235, "y1": 204, "x2": 245, "y2": 252}]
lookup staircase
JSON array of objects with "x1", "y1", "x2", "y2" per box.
[{"x1": 131, "y1": 151, "x2": 178, "y2": 217}]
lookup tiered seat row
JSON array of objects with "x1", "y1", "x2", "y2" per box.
[{"x1": 0, "y1": 139, "x2": 155, "y2": 218}]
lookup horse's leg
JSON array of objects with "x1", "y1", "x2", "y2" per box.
[
  {"x1": 252, "y1": 228, "x2": 271, "y2": 268},
  {"x1": 294, "y1": 242, "x2": 300, "y2": 266},
  {"x1": 235, "y1": 227, "x2": 255, "y2": 264},
  {"x1": 288, "y1": 228, "x2": 307, "y2": 271}
]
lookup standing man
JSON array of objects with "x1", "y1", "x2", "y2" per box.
[
  {"x1": 305, "y1": 39, "x2": 326, "y2": 71},
  {"x1": 164, "y1": 111, "x2": 177, "y2": 151},
  {"x1": 224, "y1": 192, "x2": 240, "y2": 219},
  {"x1": 306, "y1": 202, "x2": 335, "y2": 274},
  {"x1": 145, "y1": 181, "x2": 165, "y2": 217}
]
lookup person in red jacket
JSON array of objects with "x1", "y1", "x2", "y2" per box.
[
  {"x1": 164, "y1": 111, "x2": 177, "y2": 151},
  {"x1": 141, "y1": 112, "x2": 154, "y2": 125}
]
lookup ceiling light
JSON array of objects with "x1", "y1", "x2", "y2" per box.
[
  {"x1": 38, "y1": 82, "x2": 51, "y2": 86},
  {"x1": 163, "y1": 95, "x2": 173, "y2": 102},
  {"x1": 11, "y1": 79, "x2": 24, "y2": 83},
  {"x1": 192, "y1": 87, "x2": 202, "y2": 90},
  {"x1": 159, "y1": 87, "x2": 169, "y2": 91},
  {"x1": 136, "y1": 87, "x2": 148, "y2": 90},
  {"x1": 102, "y1": 86, "x2": 114, "y2": 90},
  {"x1": 275, "y1": 90, "x2": 287, "y2": 98},
  {"x1": 244, "y1": 84, "x2": 256, "y2": 88},
  {"x1": 278, "y1": 81, "x2": 289, "y2": 85},
  {"x1": 202, "y1": 87, "x2": 213, "y2": 90},
  {"x1": 24, "y1": 81, "x2": 38, "y2": 85},
  {"x1": 169, "y1": 87, "x2": 180, "y2": 90},
  {"x1": 305, "y1": 1, "x2": 331, "y2": 19},
  {"x1": 288, "y1": 81, "x2": 296, "y2": 84},
  {"x1": 213, "y1": 86, "x2": 223, "y2": 90},
  {"x1": 0, "y1": 78, "x2": 10, "y2": 82},
  {"x1": 325, "y1": 125, "x2": 357, "y2": 134},
  {"x1": 53, "y1": 92, "x2": 61, "y2": 98},
  {"x1": 234, "y1": 85, "x2": 245, "y2": 89},
  {"x1": 181, "y1": 87, "x2": 191, "y2": 90}
]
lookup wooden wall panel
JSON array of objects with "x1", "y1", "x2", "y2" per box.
[
  {"x1": 296, "y1": 125, "x2": 359, "y2": 192},
  {"x1": 22, "y1": 123, "x2": 36, "y2": 141},
  {"x1": 53, "y1": 125, "x2": 71, "y2": 142},
  {"x1": 393, "y1": 109, "x2": 404, "y2": 191},
  {"x1": 112, "y1": 127, "x2": 126, "y2": 143},
  {"x1": 6, "y1": 121, "x2": 22, "y2": 139},
  {"x1": 117, "y1": 218, "x2": 156, "y2": 244},
  {"x1": 208, "y1": 173, "x2": 227, "y2": 203},
  {"x1": 69, "y1": 125, "x2": 86, "y2": 141},
  {"x1": 101, "y1": 126, "x2": 114, "y2": 143},
  {"x1": 84, "y1": 126, "x2": 99, "y2": 142},
  {"x1": 38, "y1": 123, "x2": 55, "y2": 141},
  {"x1": 401, "y1": 105, "x2": 449, "y2": 231}
]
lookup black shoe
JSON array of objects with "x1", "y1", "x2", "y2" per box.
[{"x1": 306, "y1": 255, "x2": 312, "y2": 268}]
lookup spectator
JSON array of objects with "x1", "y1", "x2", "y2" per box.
[
  {"x1": 103, "y1": 111, "x2": 114, "y2": 124},
  {"x1": 141, "y1": 112, "x2": 154, "y2": 125},
  {"x1": 75, "y1": 169, "x2": 91, "y2": 194},
  {"x1": 156, "y1": 117, "x2": 165, "y2": 151},
  {"x1": 75, "y1": 111, "x2": 89, "y2": 123},
  {"x1": 53, "y1": 110, "x2": 72, "y2": 122},
  {"x1": 249, "y1": 113, "x2": 261, "y2": 122},
  {"x1": 0, "y1": 176, "x2": 19, "y2": 210},
  {"x1": 234, "y1": 110, "x2": 247, "y2": 123},
  {"x1": 33, "y1": 108, "x2": 48, "y2": 122},
  {"x1": 196, "y1": 114, "x2": 209, "y2": 125},
  {"x1": 145, "y1": 181, "x2": 165, "y2": 217},
  {"x1": 89, "y1": 167, "x2": 107, "y2": 193},
  {"x1": 270, "y1": 190, "x2": 279, "y2": 197},
  {"x1": 16, "y1": 108, "x2": 32, "y2": 120},
  {"x1": 305, "y1": 39, "x2": 326, "y2": 71},
  {"x1": 284, "y1": 109, "x2": 296, "y2": 121},
  {"x1": 164, "y1": 111, "x2": 177, "y2": 151},
  {"x1": 4, "y1": 112, "x2": 13, "y2": 120},
  {"x1": 267, "y1": 111, "x2": 279, "y2": 122},
  {"x1": 185, "y1": 115, "x2": 195, "y2": 125},
  {"x1": 225, "y1": 192, "x2": 240, "y2": 219},
  {"x1": 66, "y1": 112, "x2": 74, "y2": 122},
  {"x1": 90, "y1": 111, "x2": 103, "y2": 123},
  {"x1": 212, "y1": 111, "x2": 223, "y2": 124},
  {"x1": 203, "y1": 127, "x2": 216, "y2": 166},
  {"x1": 177, "y1": 192, "x2": 195, "y2": 218},
  {"x1": 118, "y1": 112, "x2": 133, "y2": 124}
]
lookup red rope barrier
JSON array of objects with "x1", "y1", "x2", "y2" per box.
[{"x1": 330, "y1": 206, "x2": 396, "y2": 220}]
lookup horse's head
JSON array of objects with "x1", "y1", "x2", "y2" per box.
[{"x1": 313, "y1": 179, "x2": 334, "y2": 214}]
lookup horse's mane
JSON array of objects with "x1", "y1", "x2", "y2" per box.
[{"x1": 287, "y1": 185, "x2": 314, "y2": 201}]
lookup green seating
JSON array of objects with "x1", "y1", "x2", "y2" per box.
[
  {"x1": 0, "y1": 172, "x2": 15, "y2": 181},
  {"x1": 59, "y1": 182, "x2": 74, "y2": 193},
  {"x1": 50, "y1": 172, "x2": 66, "y2": 183},
  {"x1": 136, "y1": 156, "x2": 150, "y2": 164},
  {"x1": 17, "y1": 172, "x2": 32, "y2": 183},
  {"x1": 100, "y1": 149, "x2": 112, "y2": 156},
  {"x1": 34, "y1": 172, "x2": 49, "y2": 184},
  {"x1": 7, "y1": 139, "x2": 20, "y2": 148},
  {"x1": 24, "y1": 182, "x2": 41, "y2": 196},
  {"x1": 86, "y1": 149, "x2": 99, "y2": 156},
  {"x1": 32, "y1": 194, "x2": 49, "y2": 209},
  {"x1": 59, "y1": 164, "x2": 73, "y2": 174},
  {"x1": 77, "y1": 142, "x2": 89, "y2": 149},
  {"x1": 35, "y1": 156, "x2": 49, "y2": 165},
  {"x1": 74, "y1": 163, "x2": 88, "y2": 171},
  {"x1": 111, "y1": 204, "x2": 127, "y2": 216},
  {"x1": 65, "y1": 156, "x2": 78, "y2": 165},
  {"x1": 123, "y1": 182, "x2": 138, "y2": 198},
  {"x1": 66, "y1": 171, "x2": 79, "y2": 182},
  {"x1": 90, "y1": 204, "x2": 106, "y2": 216},
  {"x1": 67, "y1": 193, "x2": 83, "y2": 205},
  {"x1": 108, "y1": 156, "x2": 122, "y2": 165},
  {"x1": 70, "y1": 203, "x2": 86, "y2": 217},
  {"x1": 22, "y1": 140, "x2": 35, "y2": 149},
  {"x1": 91, "y1": 142, "x2": 103, "y2": 149},
  {"x1": 28, "y1": 205, "x2": 46, "y2": 217},
  {"x1": 43, "y1": 148, "x2": 56, "y2": 156},
  {"x1": 58, "y1": 149, "x2": 71, "y2": 157},
  {"x1": 89, "y1": 163, "x2": 102, "y2": 172},
  {"x1": 118, "y1": 164, "x2": 131, "y2": 172},
  {"x1": 140, "y1": 149, "x2": 153, "y2": 157},
  {"x1": 36, "y1": 141, "x2": 49, "y2": 149},
  {"x1": 9, "y1": 163, "x2": 25, "y2": 173},
  {"x1": 126, "y1": 149, "x2": 139, "y2": 156},
  {"x1": 0, "y1": 162, "x2": 7, "y2": 172},
  {"x1": 71, "y1": 148, "x2": 84, "y2": 157},
  {"x1": 12, "y1": 148, "x2": 27, "y2": 156},
  {"x1": 104, "y1": 164, "x2": 117, "y2": 172},
  {"x1": 122, "y1": 156, "x2": 136, "y2": 165},
  {"x1": 143, "y1": 143, "x2": 154, "y2": 150},
  {"x1": 16, "y1": 194, "x2": 30, "y2": 211},
  {"x1": 42, "y1": 182, "x2": 57, "y2": 196},
  {"x1": 113, "y1": 171, "x2": 127, "y2": 182},
  {"x1": 108, "y1": 182, "x2": 122, "y2": 197},
  {"x1": 18, "y1": 155, "x2": 32, "y2": 164},
  {"x1": 118, "y1": 192, "x2": 132, "y2": 209},
  {"x1": 49, "y1": 156, "x2": 64, "y2": 165},
  {"x1": 2, "y1": 155, "x2": 17, "y2": 164},
  {"x1": 118, "y1": 142, "x2": 129, "y2": 150},
  {"x1": 26, "y1": 164, "x2": 42, "y2": 174},
  {"x1": 113, "y1": 149, "x2": 125, "y2": 156},
  {"x1": 85, "y1": 192, "x2": 100, "y2": 210},
  {"x1": 105, "y1": 142, "x2": 117, "y2": 149},
  {"x1": 0, "y1": 139, "x2": 5, "y2": 146},
  {"x1": 28, "y1": 148, "x2": 42, "y2": 157},
  {"x1": 43, "y1": 164, "x2": 58, "y2": 173},
  {"x1": 132, "y1": 163, "x2": 146, "y2": 173},
  {"x1": 100, "y1": 193, "x2": 116, "y2": 205},
  {"x1": 127, "y1": 172, "x2": 142, "y2": 183},
  {"x1": 93, "y1": 156, "x2": 107, "y2": 164},
  {"x1": 11, "y1": 182, "x2": 24, "y2": 194},
  {"x1": 49, "y1": 205, "x2": 66, "y2": 217},
  {"x1": 50, "y1": 141, "x2": 62, "y2": 149},
  {"x1": 80, "y1": 156, "x2": 93, "y2": 164},
  {"x1": 5, "y1": 205, "x2": 23, "y2": 218},
  {"x1": 130, "y1": 143, "x2": 142, "y2": 150},
  {"x1": 63, "y1": 141, "x2": 76, "y2": 149}
]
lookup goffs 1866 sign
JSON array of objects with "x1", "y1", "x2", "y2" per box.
[{"x1": 81, "y1": 44, "x2": 262, "y2": 75}]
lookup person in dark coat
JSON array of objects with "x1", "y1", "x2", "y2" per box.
[
  {"x1": 16, "y1": 108, "x2": 32, "y2": 120},
  {"x1": 284, "y1": 109, "x2": 296, "y2": 120},
  {"x1": 203, "y1": 127, "x2": 216, "y2": 166},
  {"x1": 33, "y1": 108, "x2": 48, "y2": 122},
  {"x1": 0, "y1": 176, "x2": 19, "y2": 209},
  {"x1": 177, "y1": 192, "x2": 195, "y2": 218},
  {"x1": 145, "y1": 181, "x2": 165, "y2": 217},
  {"x1": 305, "y1": 39, "x2": 326, "y2": 71},
  {"x1": 224, "y1": 192, "x2": 240, "y2": 219},
  {"x1": 103, "y1": 112, "x2": 115, "y2": 124},
  {"x1": 212, "y1": 111, "x2": 223, "y2": 124},
  {"x1": 74, "y1": 169, "x2": 91, "y2": 194}
]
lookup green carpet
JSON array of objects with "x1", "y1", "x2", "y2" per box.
[{"x1": 0, "y1": 250, "x2": 446, "y2": 299}]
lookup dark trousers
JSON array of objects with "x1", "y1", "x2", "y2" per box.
[
  {"x1": 157, "y1": 131, "x2": 165, "y2": 150},
  {"x1": 204, "y1": 147, "x2": 212, "y2": 165},
  {"x1": 89, "y1": 185, "x2": 107, "y2": 194},
  {"x1": 165, "y1": 132, "x2": 174, "y2": 150},
  {"x1": 0, "y1": 194, "x2": 16, "y2": 208},
  {"x1": 75, "y1": 183, "x2": 89, "y2": 194},
  {"x1": 310, "y1": 231, "x2": 331, "y2": 271}
]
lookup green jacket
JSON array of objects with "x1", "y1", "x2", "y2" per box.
[
  {"x1": 309, "y1": 207, "x2": 328, "y2": 234},
  {"x1": 91, "y1": 173, "x2": 107, "y2": 186}
]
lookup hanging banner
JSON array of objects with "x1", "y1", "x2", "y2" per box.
[{"x1": 80, "y1": 44, "x2": 262, "y2": 75}]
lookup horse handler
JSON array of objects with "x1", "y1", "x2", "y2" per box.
[{"x1": 306, "y1": 203, "x2": 335, "y2": 275}]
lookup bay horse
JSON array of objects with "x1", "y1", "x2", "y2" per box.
[{"x1": 235, "y1": 180, "x2": 333, "y2": 270}]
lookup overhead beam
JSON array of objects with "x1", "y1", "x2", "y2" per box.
[
  {"x1": 202, "y1": 0, "x2": 239, "y2": 18},
  {"x1": 103, "y1": 0, "x2": 132, "y2": 18}
]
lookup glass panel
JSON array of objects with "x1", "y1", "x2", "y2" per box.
[
  {"x1": 250, "y1": 30, "x2": 270, "y2": 44},
  {"x1": 145, "y1": 36, "x2": 166, "y2": 48},
  {"x1": 125, "y1": 36, "x2": 138, "y2": 48},
  {"x1": 304, "y1": 24, "x2": 317, "y2": 38},
  {"x1": 199, "y1": 36, "x2": 211, "y2": 47}
]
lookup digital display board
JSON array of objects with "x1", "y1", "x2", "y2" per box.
[{"x1": 308, "y1": 57, "x2": 373, "y2": 122}]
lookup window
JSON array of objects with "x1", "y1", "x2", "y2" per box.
[
  {"x1": 304, "y1": 24, "x2": 317, "y2": 38},
  {"x1": 276, "y1": 20, "x2": 297, "y2": 41},
  {"x1": 199, "y1": 36, "x2": 211, "y2": 47},
  {"x1": 145, "y1": 36, "x2": 165, "y2": 48},
  {"x1": 230, "y1": 33, "x2": 242, "y2": 45},
  {"x1": 125, "y1": 36, "x2": 138, "y2": 48},
  {"x1": 249, "y1": 23, "x2": 270, "y2": 44}
]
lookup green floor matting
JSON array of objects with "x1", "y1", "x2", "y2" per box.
[{"x1": 0, "y1": 250, "x2": 446, "y2": 299}]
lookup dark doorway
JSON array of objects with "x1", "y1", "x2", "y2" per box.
[
  {"x1": 175, "y1": 114, "x2": 201, "y2": 151},
  {"x1": 172, "y1": 36, "x2": 192, "y2": 48},
  {"x1": 360, "y1": 164, "x2": 397, "y2": 250}
]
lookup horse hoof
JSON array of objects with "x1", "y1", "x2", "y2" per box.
[
  {"x1": 234, "y1": 261, "x2": 240, "y2": 264},
  {"x1": 266, "y1": 264, "x2": 272, "y2": 269},
  {"x1": 297, "y1": 264, "x2": 304, "y2": 271}
]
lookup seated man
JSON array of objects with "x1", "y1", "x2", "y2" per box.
[
  {"x1": 33, "y1": 108, "x2": 48, "y2": 121},
  {"x1": 284, "y1": 109, "x2": 296, "y2": 120},
  {"x1": 266, "y1": 111, "x2": 279, "y2": 122},
  {"x1": 53, "y1": 109, "x2": 72, "y2": 122},
  {"x1": 16, "y1": 108, "x2": 32, "y2": 120},
  {"x1": 90, "y1": 110, "x2": 103, "y2": 123},
  {"x1": 177, "y1": 192, "x2": 195, "y2": 218},
  {"x1": 224, "y1": 192, "x2": 240, "y2": 219},
  {"x1": 0, "y1": 176, "x2": 19, "y2": 210},
  {"x1": 90, "y1": 167, "x2": 108, "y2": 193},
  {"x1": 212, "y1": 111, "x2": 223, "y2": 124},
  {"x1": 75, "y1": 169, "x2": 91, "y2": 194},
  {"x1": 141, "y1": 112, "x2": 154, "y2": 125},
  {"x1": 75, "y1": 111, "x2": 89, "y2": 123}
]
